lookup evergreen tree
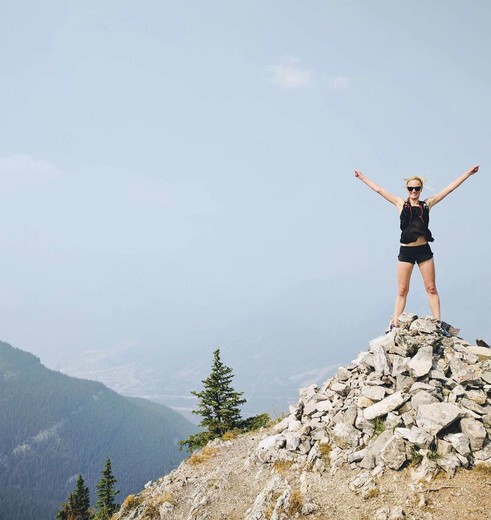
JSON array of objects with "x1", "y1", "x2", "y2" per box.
[
  {"x1": 180, "y1": 349, "x2": 246, "y2": 450},
  {"x1": 56, "y1": 475, "x2": 92, "y2": 520},
  {"x1": 72, "y1": 475, "x2": 92, "y2": 520},
  {"x1": 95, "y1": 459, "x2": 119, "y2": 520}
]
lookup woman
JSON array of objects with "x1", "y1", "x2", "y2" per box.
[{"x1": 354, "y1": 165, "x2": 479, "y2": 332}]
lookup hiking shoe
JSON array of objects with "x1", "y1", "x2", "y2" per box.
[
  {"x1": 438, "y1": 322, "x2": 452, "y2": 338},
  {"x1": 385, "y1": 322, "x2": 398, "y2": 334}
]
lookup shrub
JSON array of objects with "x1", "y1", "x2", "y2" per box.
[{"x1": 188, "y1": 446, "x2": 218, "y2": 465}]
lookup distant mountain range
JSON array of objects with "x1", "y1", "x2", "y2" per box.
[
  {"x1": 58, "y1": 277, "x2": 490, "y2": 421},
  {"x1": 59, "y1": 278, "x2": 394, "y2": 419},
  {"x1": 0, "y1": 341, "x2": 196, "y2": 520}
]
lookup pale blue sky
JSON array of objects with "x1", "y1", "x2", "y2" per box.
[{"x1": 0, "y1": 1, "x2": 489, "y2": 373}]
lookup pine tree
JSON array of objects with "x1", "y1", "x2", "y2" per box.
[
  {"x1": 72, "y1": 475, "x2": 92, "y2": 520},
  {"x1": 94, "y1": 459, "x2": 119, "y2": 520},
  {"x1": 180, "y1": 349, "x2": 246, "y2": 451},
  {"x1": 56, "y1": 475, "x2": 92, "y2": 520}
]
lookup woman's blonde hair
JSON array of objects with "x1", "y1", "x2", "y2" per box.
[{"x1": 404, "y1": 176, "x2": 426, "y2": 187}]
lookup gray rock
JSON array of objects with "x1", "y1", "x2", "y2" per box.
[
  {"x1": 299, "y1": 384, "x2": 318, "y2": 398},
  {"x1": 467, "y1": 346, "x2": 491, "y2": 360},
  {"x1": 449, "y1": 359, "x2": 481, "y2": 385},
  {"x1": 315, "y1": 400, "x2": 333, "y2": 413},
  {"x1": 389, "y1": 354, "x2": 408, "y2": 376},
  {"x1": 409, "y1": 382, "x2": 439, "y2": 395},
  {"x1": 357, "y1": 395, "x2": 374, "y2": 408},
  {"x1": 331, "y1": 382, "x2": 349, "y2": 396},
  {"x1": 348, "y1": 471, "x2": 371, "y2": 490},
  {"x1": 411, "y1": 390, "x2": 439, "y2": 409},
  {"x1": 408, "y1": 346, "x2": 433, "y2": 378},
  {"x1": 396, "y1": 374, "x2": 415, "y2": 392},
  {"x1": 473, "y1": 442, "x2": 491, "y2": 461},
  {"x1": 369, "y1": 333, "x2": 395, "y2": 352},
  {"x1": 460, "y1": 417, "x2": 487, "y2": 451},
  {"x1": 284, "y1": 431, "x2": 301, "y2": 451},
  {"x1": 481, "y1": 371, "x2": 491, "y2": 384},
  {"x1": 410, "y1": 318, "x2": 439, "y2": 333},
  {"x1": 377, "y1": 435, "x2": 407, "y2": 470},
  {"x1": 364, "y1": 392, "x2": 405, "y2": 420},
  {"x1": 385, "y1": 411, "x2": 403, "y2": 429},
  {"x1": 416, "y1": 403, "x2": 462, "y2": 435},
  {"x1": 362, "y1": 385, "x2": 386, "y2": 401},
  {"x1": 465, "y1": 390, "x2": 487, "y2": 405},
  {"x1": 332, "y1": 422, "x2": 361, "y2": 449},
  {"x1": 460, "y1": 398, "x2": 488, "y2": 415},
  {"x1": 429, "y1": 368, "x2": 447, "y2": 381},
  {"x1": 444, "y1": 433, "x2": 471, "y2": 457},
  {"x1": 359, "y1": 430, "x2": 393, "y2": 469},
  {"x1": 395, "y1": 426, "x2": 432, "y2": 448},
  {"x1": 370, "y1": 343, "x2": 391, "y2": 375},
  {"x1": 436, "y1": 453, "x2": 461, "y2": 476},
  {"x1": 347, "y1": 449, "x2": 367, "y2": 463},
  {"x1": 402, "y1": 410, "x2": 416, "y2": 427}
]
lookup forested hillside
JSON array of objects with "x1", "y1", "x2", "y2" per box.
[{"x1": 0, "y1": 341, "x2": 196, "y2": 520}]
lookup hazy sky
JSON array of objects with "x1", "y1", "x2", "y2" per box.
[{"x1": 0, "y1": 1, "x2": 489, "y2": 367}]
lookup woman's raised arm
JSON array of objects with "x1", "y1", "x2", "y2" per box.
[
  {"x1": 426, "y1": 165, "x2": 479, "y2": 208},
  {"x1": 355, "y1": 170, "x2": 404, "y2": 207}
]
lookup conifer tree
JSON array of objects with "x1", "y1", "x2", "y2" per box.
[
  {"x1": 72, "y1": 475, "x2": 92, "y2": 520},
  {"x1": 180, "y1": 349, "x2": 246, "y2": 451},
  {"x1": 94, "y1": 459, "x2": 119, "y2": 520},
  {"x1": 56, "y1": 475, "x2": 92, "y2": 520}
]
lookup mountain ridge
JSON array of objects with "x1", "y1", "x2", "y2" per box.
[{"x1": 0, "y1": 340, "x2": 196, "y2": 520}]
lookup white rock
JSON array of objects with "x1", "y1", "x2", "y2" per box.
[
  {"x1": 466, "y1": 346, "x2": 491, "y2": 360},
  {"x1": 364, "y1": 392, "x2": 406, "y2": 420},
  {"x1": 436, "y1": 453, "x2": 461, "y2": 476},
  {"x1": 284, "y1": 431, "x2": 301, "y2": 451},
  {"x1": 408, "y1": 346, "x2": 433, "y2": 378},
  {"x1": 370, "y1": 344, "x2": 391, "y2": 375},
  {"x1": 332, "y1": 422, "x2": 361, "y2": 449},
  {"x1": 357, "y1": 395, "x2": 374, "y2": 408},
  {"x1": 395, "y1": 426, "x2": 432, "y2": 448},
  {"x1": 378, "y1": 435, "x2": 407, "y2": 470},
  {"x1": 331, "y1": 382, "x2": 349, "y2": 395},
  {"x1": 416, "y1": 403, "x2": 462, "y2": 435},
  {"x1": 362, "y1": 385, "x2": 386, "y2": 401},
  {"x1": 410, "y1": 318, "x2": 438, "y2": 333},
  {"x1": 315, "y1": 400, "x2": 333, "y2": 413},
  {"x1": 411, "y1": 390, "x2": 439, "y2": 409},
  {"x1": 369, "y1": 333, "x2": 395, "y2": 352},
  {"x1": 460, "y1": 417, "x2": 487, "y2": 451},
  {"x1": 444, "y1": 433, "x2": 471, "y2": 457}
]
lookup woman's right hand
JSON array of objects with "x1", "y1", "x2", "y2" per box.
[{"x1": 354, "y1": 170, "x2": 364, "y2": 179}]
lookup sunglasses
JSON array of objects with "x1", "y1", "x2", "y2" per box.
[{"x1": 407, "y1": 186, "x2": 422, "y2": 192}]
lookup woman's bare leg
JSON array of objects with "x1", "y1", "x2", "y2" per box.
[
  {"x1": 393, "y1": 261, "x2": 414, "y2": 325},
  {"x1": 418, "y1": 257, "x2": 440, "y2": 320}
]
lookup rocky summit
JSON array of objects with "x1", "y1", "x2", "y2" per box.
[{"x1": 115, "y1": 315, "x2": 491, "y2": 520}]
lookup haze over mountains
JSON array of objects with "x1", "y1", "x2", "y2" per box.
[
  {"x1": 56, "y1": 278, "x2": 491, "y2": 420},
  {"x1": 0, "y1": 341, "x2": 196, "y2": 520}
]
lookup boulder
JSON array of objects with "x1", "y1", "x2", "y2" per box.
[
  {"x1": 408, "y1": 346, "x2": 433, "y2": 378},
  {"x1": 364, "y1": 392, "x2": 406, "y2": 420},
  {"x1": 416, "y1": 403, "x2": 462, "y2": 435}
]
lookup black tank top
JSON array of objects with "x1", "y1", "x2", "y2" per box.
[{"x1": 400, "y1": 200, "x2": 434, "y2": 244}]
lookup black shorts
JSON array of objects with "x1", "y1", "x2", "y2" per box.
[{"x1": 398, "y1": 244, "x2": 434, "y2": 265}]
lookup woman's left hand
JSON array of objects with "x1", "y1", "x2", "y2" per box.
[{"x1": 469, "y1": 165, "x2": 479, "y2": 175}]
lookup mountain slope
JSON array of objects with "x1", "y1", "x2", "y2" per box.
[
  {"x1": 0, "y1": 341, "x2": 196, "y2": 520},
  {"x1": 115, "y1": 315, "x2": 491, "y2": 520}
]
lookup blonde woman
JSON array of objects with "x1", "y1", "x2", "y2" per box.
[{"x1": 354, "y1": 165, "x2": 479, "y2": 332}]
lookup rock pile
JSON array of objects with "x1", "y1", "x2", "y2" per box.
[{"x1": 257, "y1": 315, "x2": 491, "y2": 489}]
